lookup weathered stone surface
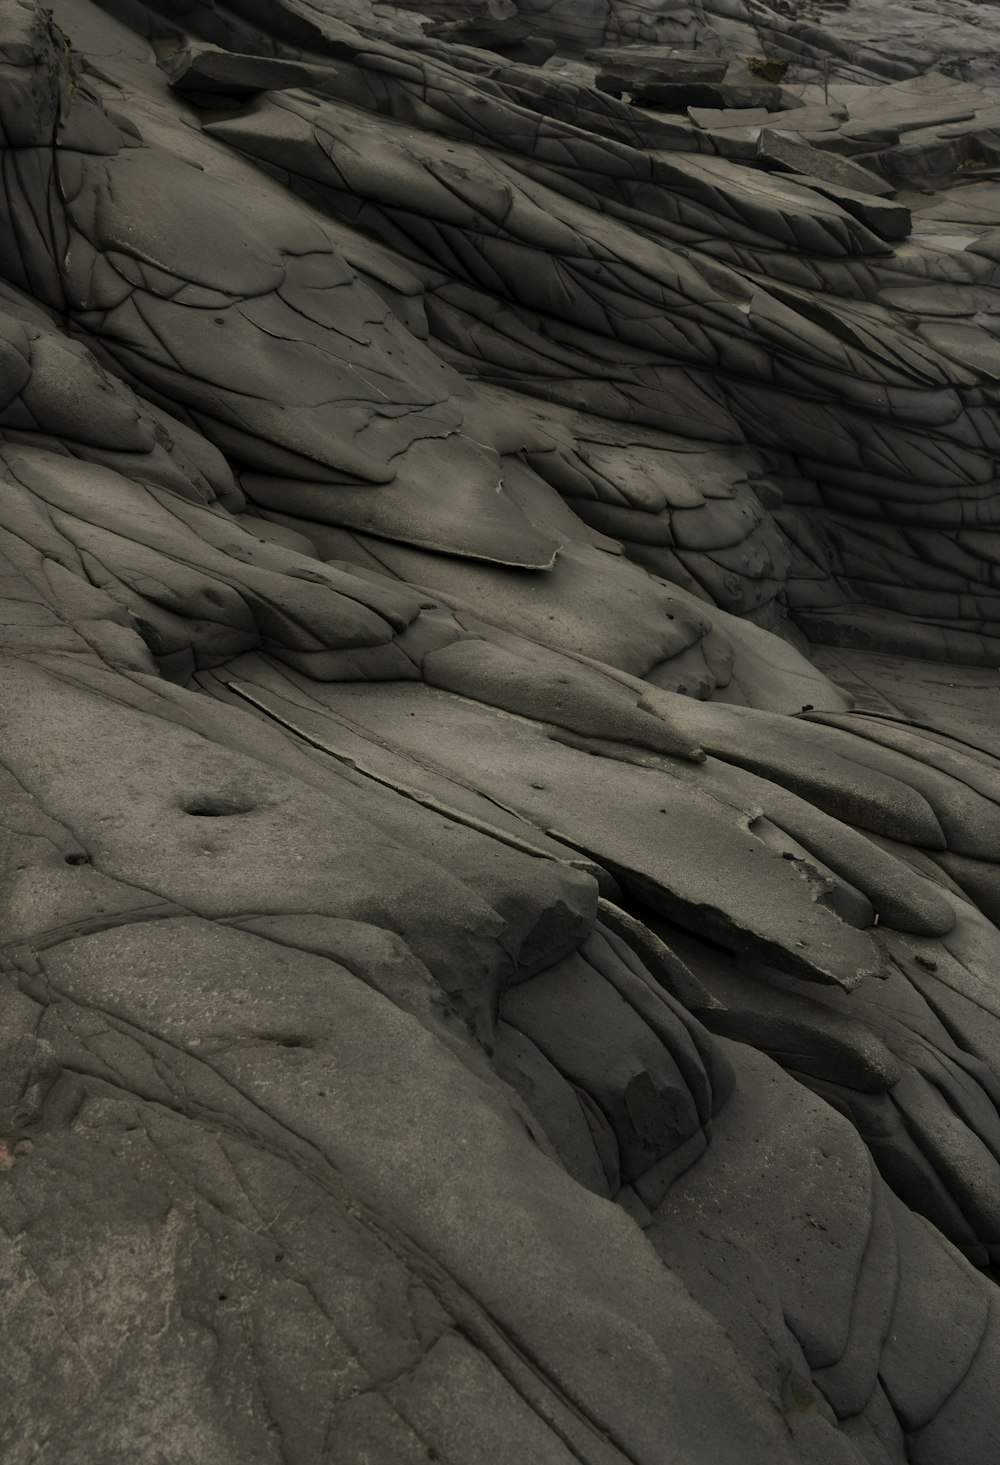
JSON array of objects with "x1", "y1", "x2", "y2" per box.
[
  {"x1": 3, "y1": 0, "x2": 1000, "y2": 1458},
  {"x1": 633, "y1": 80, "x2": 788, "y2": 111},
  {"x1": 626, "y1": 80, "x2": 790, "y2": 111},
  {"x1": 781, "y1": 174, "x2": 913, "y2": 240},
  {"x1": 424, "y1": 15, "x2": 557, "y2": 65},
  {"x1": 757, "y1": 126, "x2": 897, "y2": 196},
  {"x1": 592, "y1": 48, "x2": 728, "y2": 94},
  {"x1": 166, "y1": 43, "x2": 312, "y2": 96}
]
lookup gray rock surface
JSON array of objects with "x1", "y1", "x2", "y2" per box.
[{"x1": 3, "y1": 0, "x2": 1000, "y2": 1459}]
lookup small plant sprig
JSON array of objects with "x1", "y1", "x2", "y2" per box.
[{"x1": 746, "y1": 55, "x2": 790, "y2": 84}]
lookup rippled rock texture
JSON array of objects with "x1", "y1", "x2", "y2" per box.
[{"x1": 3, "y1": 0, "x2": 1000, "y2": 1459}]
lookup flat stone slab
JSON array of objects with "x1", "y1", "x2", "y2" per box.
[
  {"x1": 588, "y1": 47, "x2": 729, "y2": 88},
  {"x1": 166, "y1": 45, "x2": 312, "y2": 97},
  {"x1": 914, "y1": 181, "x2": 1000, "y2": 226},
  {"x1": 700, "y1": 125, "x2": 764, "y2": 161},
  {"x1": 841, "y1": 75, "x2": 981, "y2": 135},
  {"x1": 757, "y1": 127, "x2": 897, "y2": 197},
  {"x1": 692, "y1": 105, "x2": 852, "y2": 146},
  {"x1": 688, "y1": 106, "x2": 773, "y2": 131},
  {"x1": 782, "y1": 173, "x2": 912, "y2": 239},
  {"x1": 775, "y1": 104, "x2": 849, "y2": 133},
  {"x1": 632, "y1": 81, "x2": 790, "y2": 111},
  {"x1": 423, "y1": 17, "x2": 557, "y2": 66},
  {"x1": 807, "y1": 122, "x2": 903, "y2": 157}
]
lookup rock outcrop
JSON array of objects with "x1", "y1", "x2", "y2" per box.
[{"x1": 3, "y1": 0, "x2": 1000, "y2": 1458}]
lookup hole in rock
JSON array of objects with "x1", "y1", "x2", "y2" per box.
[
  {"x1": 183, "y1": 796, "x2": 255, "y2": 818},
  {"x1": 64, "y1": 852, "x2": 91, "y2": 866}
]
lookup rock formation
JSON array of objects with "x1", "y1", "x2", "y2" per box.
[{"x1": 3, "y1": 0, "x2": 1000, "y2": 1458}]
